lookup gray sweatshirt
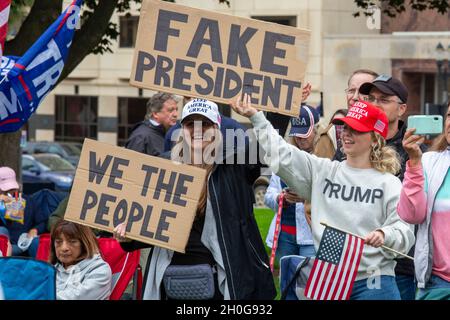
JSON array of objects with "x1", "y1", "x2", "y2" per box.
[
  {"x1": 251, "y1": 112, "x2": 414, "y2": 280},
  {"x1": 55, "y1": 253, "x2": 112, "y2": 300}
]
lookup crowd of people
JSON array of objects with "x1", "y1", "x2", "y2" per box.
[{"x1": 0, "y1": 68, "x2": 449, "y2": 300}]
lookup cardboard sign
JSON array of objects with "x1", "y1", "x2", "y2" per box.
[
  {"x1": 65, "y1": 139, "x2": 207, "y2": 253},
  {"x1": 130, "y1": 0, "x2": 310, "y2": 117}
]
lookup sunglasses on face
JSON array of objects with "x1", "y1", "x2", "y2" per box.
[{"x1": 183, "y1": 120, "x2": 215, "y2": 128}]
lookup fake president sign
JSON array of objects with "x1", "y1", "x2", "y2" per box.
[
  {"x1": 65, "y1": 139, "x2": 206, "y2": 253},
  {"x1": 130, "y1": 0, "x2": 311, "y2": 117}
]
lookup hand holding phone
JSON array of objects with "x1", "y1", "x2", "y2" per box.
[{"x1": 407, "y1": 115, "x2": 443, "y2": 136}]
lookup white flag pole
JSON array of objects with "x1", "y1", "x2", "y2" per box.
[{"x1": 320, "y1": 221, "x2": 414, "y2": 261}]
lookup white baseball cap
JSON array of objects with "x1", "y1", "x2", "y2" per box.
[{"x1": 181, "y1": 99, "x2": 221, "y2": 129}]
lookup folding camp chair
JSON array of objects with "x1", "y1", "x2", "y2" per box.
[
  {"x1": 0, "y1": 235, "x2": 8, "y2": 257},
  {"x1": 97, "y1": 237, "x2": 143, "y2": 300},
  {"x1": 0, "y1": 257, "x2": 56, "y2": 300}
]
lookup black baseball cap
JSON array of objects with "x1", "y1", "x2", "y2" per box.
[{"x1": 359, "y1": 75, "x2": 408, "y2": 104}]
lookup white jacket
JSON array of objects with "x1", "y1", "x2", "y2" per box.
[
  {"x1": 55, "y1": 253, "x2": 112, "y2": 300},
  {"x1": 264, "y1": 174, "x2": 313, "y2": 247}
]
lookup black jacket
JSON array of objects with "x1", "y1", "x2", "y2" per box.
[
  {"x1": 121, "y1": 151, "x2": 277, "y2": 300},
  {"x1": 125, "y1": 120, "x2": 166, "y2": 156}
]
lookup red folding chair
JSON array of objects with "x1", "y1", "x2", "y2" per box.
[
  {"x1": 97, "y1": 237, "x2": 142, "y2": 300},
  {"x1": 0, "y1": 234, "x2": 9, "y2": 256},
  {"x1": 35, "y1": 233, "x2": 51, "y2": 261}
]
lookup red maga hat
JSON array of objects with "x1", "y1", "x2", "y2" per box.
[{"x1": 332, "y1": 101, "x2": 388, "y2": 139}]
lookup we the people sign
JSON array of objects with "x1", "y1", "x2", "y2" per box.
[
  {"x1": 65, "y1": 139, "x2": 206, "y2": 253},
  {"x1": 130, "y1": 0, "x2": 310, "y2": 117}
]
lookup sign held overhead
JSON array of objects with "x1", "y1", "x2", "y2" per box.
[
  {"x1": 130, "y1": 0, "x2": 311, "y2": 117},
  {"x1": 65, "y1": 139, "x2": 207, "y2": 253}
]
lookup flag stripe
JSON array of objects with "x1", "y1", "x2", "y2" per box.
[
  {"x1": 314, "y1": 262, "x2": 332, "y2": 300},
  {"x1": 0, "y1": 0, "x2": 10, "y2": 12},
  {"x1": 311, "y1": 260, "x2": 326, "y2": 300},
  {"x1": 18, "y1": 75, "x2": 33, "y2": 101},
  {"x1": 0, "y1": 0, "x2": 10, "y2": 59},
  {"x1": 324, "y1": 259, "x2": 340, "y2": 300},
  {"x1": 319, "y1": 264, "x2": 336, "y2": 300},
  {"x1": 326, "y1": 235, "x2": 350, "y2": 300},
  {"x1": 346, "y1": 235, "x2": 364, "y2": 299},
  {"x1": 344, "y1": 237, "x2": 364, "y2": 300},
  {"x1": 338, "y1": 235, "x2": 358, "y2": 300},
  {"x1": 0, "y1": 117, "x2": 19, "y2": 126},
  {"x1": 305, "y1": 259, "x2": 321, "y2": 298},
  {"x1": 335, "y1": 235, "x2": 355, "y2": 299}
]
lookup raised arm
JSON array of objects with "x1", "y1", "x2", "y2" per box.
[
  {"x1": 397, "y1": 128, "x2": 427, "y2": 224},
  {"x1": 231, "y1": 94, "x2": 332, "y2": 201}
]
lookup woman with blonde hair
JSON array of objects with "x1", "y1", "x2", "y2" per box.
[
  {"x1": 232, "y1": 94, "x2": 414, "y2": 300},
  {"x1": 50, "y1": 220, "x2": 112, "y2": 300}
]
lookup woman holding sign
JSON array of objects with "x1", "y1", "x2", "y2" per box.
[
  {"x1": 231, "y1": 94, "x2": 414, "y2": 300},
  {"x1": 114, "y1": 98, "x2": 276, "y2": 300}
]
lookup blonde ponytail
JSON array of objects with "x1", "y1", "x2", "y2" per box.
[{"x1": 369, "y1": 132, "x2": 401, "y2": 175}]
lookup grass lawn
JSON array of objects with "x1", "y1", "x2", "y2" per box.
[{"x1": 254, "y1": 207, "x2": 281, "y2": 299}]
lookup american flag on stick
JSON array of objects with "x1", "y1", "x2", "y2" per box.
[
  {"x1": 0, "y1": 0, "x2": 10, "y2": 58},
  {"x1": 305, "y1": 226, "x2": 364, "y2": 300}
]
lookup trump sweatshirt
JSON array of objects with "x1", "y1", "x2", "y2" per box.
[{"x1": 251, "y1": 112, "x2": 414, "y2": 280}]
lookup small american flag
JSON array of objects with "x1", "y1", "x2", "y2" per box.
[
  {"x1": 305, "y1": 226, "x2": 364, "y2": 300},
  {"x1": 0, "y1": 0, "x2": 10, "y2": 58},
  {"x1": 374, "y1": 119, "x2": 386, "y2": 133}
]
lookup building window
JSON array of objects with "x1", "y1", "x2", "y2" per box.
[
  {"x1": 251, "y1": 16, "x2": 297, "y2": 27},
  {"x1": 118, "y1": 97, "x2": 148, "y2": 146},
  {"x1": 55, "y1": 96, "x2": 98, "y2": 143},
  {"x1": 119, "y1": 15, "x2": 139, "y2": 48}
]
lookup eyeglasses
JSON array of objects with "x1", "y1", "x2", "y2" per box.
[
  {"x1": 183, "y1": 120, "x2": 215, "y2": 128},
  {"x1": 345, "y1": 88, "x2": 358, "y2": 96},
  {"x1": 364, "y1": 95, "x2": 403, "y2": 106}
]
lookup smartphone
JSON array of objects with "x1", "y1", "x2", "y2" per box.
[{"x1": 407, "y1": 115, "x2": 443, "y2": 135}]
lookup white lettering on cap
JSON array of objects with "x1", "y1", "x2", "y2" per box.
[
  {"x1": 353, "y1": 101, "x2": 368, "y2": 109},
  {"x1": 291, "y1": 118, "x2": 308, "y2": 126}
]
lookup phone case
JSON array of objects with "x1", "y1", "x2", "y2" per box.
[{"x1": 407, "y1": 115, "x2": 443, "y2": 135}]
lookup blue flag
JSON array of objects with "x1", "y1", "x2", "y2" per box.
[{"x1": 0, "y1": 0, "x2": 82, "y2": 132}]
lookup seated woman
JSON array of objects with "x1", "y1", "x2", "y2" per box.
[{"x1": 50, "y1": 220, "x2": 112, "y2": 300}]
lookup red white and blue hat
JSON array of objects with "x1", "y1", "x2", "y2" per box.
[
  {"x1": 332, "y1": 101, "x2": 389, "y2": 138},
  {"x1": 289, "y1": 105, "x2": 320, "y2": 138}
]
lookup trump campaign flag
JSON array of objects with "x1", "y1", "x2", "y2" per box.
[
  {"x1": 0, "y1": 0, "x2": 82, "y2": 132},
  {"x1": 0, "y1": 0, "x2": 10, "y2": 59},
  {"x1": 305, "y1": 226, "x2": 364, "y2": 300}
]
